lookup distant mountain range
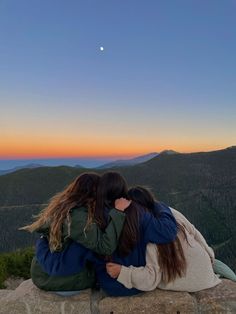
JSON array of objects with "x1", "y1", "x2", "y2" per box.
[
  {"x1": 0, "y1": 158, "x2": 116, "y2": 172},
  {"x1": 0, "y1": 146, "x2": 235, "y2": 271},
  {"x1": 99, "y1": 150, "x2": 179, "y2": 169},
  {"x1": 0, "y1": 151, "x2": 179, "y2": 174},
  {"x1": 98, "y1": 152, "x2": 159, "y2": 168},
  {"x1": 0, "y1": 164, "x2": 43, "y2": 176}
]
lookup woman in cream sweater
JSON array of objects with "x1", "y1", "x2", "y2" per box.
[{"x1": 106, "y1": 187, "x2": 222, "y2": 292}]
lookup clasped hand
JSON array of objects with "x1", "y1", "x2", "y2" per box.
[
  {"x1": 115, "y1": 198, "x2": 131, "y2": 212},
  {"x1": 106, "y1": 262, "x2": 122, "y2": 278}
]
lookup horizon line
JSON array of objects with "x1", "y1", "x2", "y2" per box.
[{"x1": 0, "y1": 145, "x2": 234, "y2": 161}]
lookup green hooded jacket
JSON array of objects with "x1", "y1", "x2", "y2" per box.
[{"x1": 31, "y1": 206, "x2": 125, "y2": 291}]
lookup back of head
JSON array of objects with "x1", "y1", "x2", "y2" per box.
[
  {"x1": 68, "y1": 172, "x2": 100, "y2": 207},
  {"x1": 21, "y1": 172, "x2": 100, "y2": 251},
  {"x1": 98, "y1": 171, "x2": 128, "y2": 205},
  {"x1": 95, "y1": 171, "x2": 128, "y2": 227},
  {"x1": 94, "y1": 172, "x2": 140, "y2": 257},
  {"x1": 128, "y1": 186, "x2": 155, "y2": 212}
]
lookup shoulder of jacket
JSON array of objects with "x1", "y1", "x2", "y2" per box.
[
  {"x1": 64, "y1": 206, "x2": 88, "y2": 226},
  {"x1": 69, "y1": 206, "x2": 88, "y2": 214}
]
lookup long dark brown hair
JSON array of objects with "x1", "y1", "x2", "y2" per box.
[
  {"x1": 128, "y1": 186, "x2": 188, "y2": 284},
  {"x1": 94, "y1": 172, "x2": 140, "y2": 256},
  {"x1": 21, "y1": 172, "x2": 100, "y2": 251}
]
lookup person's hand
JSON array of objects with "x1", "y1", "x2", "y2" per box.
[
  {"x1": 106, "y1": 262, "x2": 122, "y2": 278},
  {"x1": 115, "y1": 198, "x2": 131, "y2": 212}
]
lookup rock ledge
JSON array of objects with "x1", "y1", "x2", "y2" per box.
[{"x1": 0, "y1": 279, "x2": 235, "y2": 314}]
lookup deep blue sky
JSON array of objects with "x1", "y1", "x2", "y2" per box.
[{"x1": 0, "y1": 0, "x2": 235, "y2": 159}]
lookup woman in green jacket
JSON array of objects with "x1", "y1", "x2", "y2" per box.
[{"x1": 21, "y1": 172, "x2": 128, "y2": 291}]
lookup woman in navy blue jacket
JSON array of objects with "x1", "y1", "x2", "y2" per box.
[
  {"x1": 93, "y1": 172, "x2": 176, "y2": 296},
  {"x1": 35, "y1": 172, "x2": 177, "y2": 296}
]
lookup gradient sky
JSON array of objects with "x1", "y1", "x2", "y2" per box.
[{"x1": 0, "y1": 0, "x2": 236, "y2": 159}]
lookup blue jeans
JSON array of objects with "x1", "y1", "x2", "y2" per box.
[{"x1": 51, "y1": 291, "x2": 81, "y2": 297}]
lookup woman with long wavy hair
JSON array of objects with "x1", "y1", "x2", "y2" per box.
[
  {"x1": 21, "y1": 172, "x2": 129, "y2": 292},
  {"x1": 106, "y1": 186, "x2": 221, "y2": 292}
]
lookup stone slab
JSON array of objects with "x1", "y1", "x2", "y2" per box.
[
  {"x1": 99, "y1": 289, "x2": 196, "y2": 314},
  {"x1": 0, "y1": 279, "x2": 91, "y2": 314},
  {"x1": 192, "y1": 279, "x2": 236, "y2": 314},
  {"x1": 0, "y1": 290, "x2": 11, "y2": 300}
]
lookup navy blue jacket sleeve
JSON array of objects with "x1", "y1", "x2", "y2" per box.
[
  {"x1": 142, "y1": 203, "x2": 177, "y2": 244},
  {"x1": 35, "y1": 237, "x2": 61, "y2": 275},
  {"x1": 35, "y1": 237, "x2": 90, "y2": 276}
]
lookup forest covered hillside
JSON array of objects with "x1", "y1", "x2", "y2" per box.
[{"x1": 0, "y1": 147, "x2": 235, "y2": 271}]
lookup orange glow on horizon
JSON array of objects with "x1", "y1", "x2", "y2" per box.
[
  {"x1": 0, "y1": 138, "x2": 229, "y2": 160},
  {"x1": 0, "y1": 130, "x2": 232, "y2": 160}
]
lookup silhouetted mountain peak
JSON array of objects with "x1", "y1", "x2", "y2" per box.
[
  {"x1": 226, "y1": 145, "x2": 236, "y2": 150},
  {"x1": 159, "y1": 149, "x2": 179, "y2": 155}
]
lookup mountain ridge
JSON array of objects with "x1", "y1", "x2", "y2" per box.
[
  {"x1": 0, "y1": 164, "x2": 43, "y2": 176},
  {"x1": 0, "y1": 146, "x2": 235, "y2": 271},
  {"x1": 98, "y1": 152, "x2": 159, "y2": 169}
]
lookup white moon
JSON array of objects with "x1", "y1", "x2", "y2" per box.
[{"x1": 100, "y1": 46, "x2": 104, "y2": 51}]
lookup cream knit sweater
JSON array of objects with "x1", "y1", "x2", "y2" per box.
[{"x1": 117, "y1": 208, "x2": 221, "y2": 292}]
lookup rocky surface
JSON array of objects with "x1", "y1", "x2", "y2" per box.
[
  {"x1": 193, "y1": 279, "x2": 236, "y2": 313},
  {"x1": 3, "y1": 276, "x2": 24, "y2": 290},
  {"x1": 99, "y1": 289, "x2": 195, "y2": 314},
  {"x1": 0, "y1": 279, "x2": 235, "y2": 314}
]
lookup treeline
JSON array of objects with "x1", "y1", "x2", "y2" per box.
[
  {"x1": 0, "y1": 247, "x2": 34, "y2": 288},
  {"x1": 0, "y1": 166, "x2": 84, "y2": 207},
  {"x1": 0, "y1": 205, "x2": 40, "y2": 253}
]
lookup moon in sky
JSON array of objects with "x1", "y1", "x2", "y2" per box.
[{"x1": 100, "y1": 46, "x2": 104, "y2": 51}]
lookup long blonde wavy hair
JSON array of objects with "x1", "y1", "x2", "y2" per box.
[{"x1": 21, "y1": 172, "x2": 100, "y2": 251}]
